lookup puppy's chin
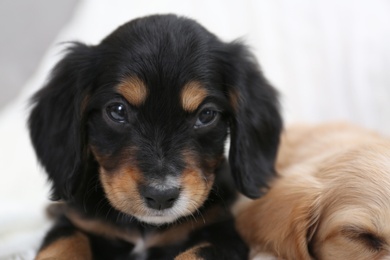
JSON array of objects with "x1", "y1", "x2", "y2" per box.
[{"x1": 137, "y1": 215, "x2": 178, "y2": 225}]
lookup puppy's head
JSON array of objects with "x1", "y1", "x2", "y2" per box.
[
  {"x1": 310, "y1": 144, "x2": 390, "y2": 260},
  {"x1": 238, "y1": 141, "x2": 390, "y2": 260},
  {"x1": 29, "y1": 15, "x2": 282, "y2": 225}
]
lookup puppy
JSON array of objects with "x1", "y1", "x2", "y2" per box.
[
  {"x1": 28, "y1": 14, "x2": 282, "y2": 259},
  {"x1": 237, "y1": 122, "x2": 390, "y2": 260}
]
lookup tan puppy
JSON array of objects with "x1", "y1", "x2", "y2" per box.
[{"x1": 236, "y1": 123, "x2": 390, "y2": 260}]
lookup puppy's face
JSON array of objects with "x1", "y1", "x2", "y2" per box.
[
  {"x1": 311, "y1": 145, "x2": 390, "y2": 260},
  {"x1": 88, "y1": 78, "x2": 228, "y2": 224},
  {"x1": 29, "y1": 15, "x2": 282, "y2": 225}
]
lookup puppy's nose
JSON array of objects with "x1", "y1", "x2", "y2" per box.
[{"x1": 141, "y1": 187, "x2": 180, "y2": 210}]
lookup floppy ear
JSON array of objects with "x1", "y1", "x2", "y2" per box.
[
  {"x1": 29, "y1": 43, "x2": 97, "y2": 200},
  {"x1": 236, "y1": 172, "x2": 322, "y2": 259},
  {"x1": 222, "y1": 42, "x2": 283, "y2": 198}
]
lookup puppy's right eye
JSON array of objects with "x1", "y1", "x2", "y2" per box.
[
  {"x1": 194, "y1": 105, "x2": 220, "y2": 129},
  {"x1": 106, "y1": 103, "x2": 127, "y2": 123}
]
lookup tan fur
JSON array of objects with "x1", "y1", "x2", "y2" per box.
[
  {"x1": 117, "y1": 76, "x2": 148, "y2": 106},
  {"x1": 180, "y1": 150, "x2": 215, "y2": 215},
  {"x1": 66, "y1": 208, "x2": 141, "y2": 244},
  {"x1": 36, "y1": 232, "x2": 92, "y2": 260},
  {"x1": 100, "y1": 165, "x2": 146, "y2": 218},
  {"x1": 92, "y1": 146, "x2": 149, "y2": 219},
  {"x1": 170, "y1": 168, "x2": 209, "y2": 212},
  {"x1": 237, "y1": 122, "x2": 390, "y2": 260},
  {"x1": 180, "y1": 81, "x2": 208, "y2": 112},
  {"x1": 175, "y1": 242, "x2": 212, "y2": 260}
]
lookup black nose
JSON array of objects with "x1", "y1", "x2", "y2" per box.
[{"x1": 140, "y1": 187, "x2": 180, "y2": 210}]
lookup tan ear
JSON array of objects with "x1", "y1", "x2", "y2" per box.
[{"x1": 236, "y1": 169, "x2": 322, "y2": 259}]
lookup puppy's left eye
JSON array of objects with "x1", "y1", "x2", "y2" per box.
[
  {"x1": 194, "y1": 108, "x2": 219, "y2": 128},
  {"x1": 106, "y1": 103, "x2": 127, "y2": 123}
]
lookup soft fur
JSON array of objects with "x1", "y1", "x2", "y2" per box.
[
  {"x1": 237, "y1": 122, "x2": 390, "y2": 260},
  {"x1": 28, "y1": 14, "x2": 282, "y2": 259}
]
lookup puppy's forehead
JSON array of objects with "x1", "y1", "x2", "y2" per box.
[{"x1": 116, "y1": 76, "x2": 209, "y2": 113}]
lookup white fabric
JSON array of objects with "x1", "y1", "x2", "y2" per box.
[{"x1": 1, "y1": 0, "x2": 390, "y2": 258}]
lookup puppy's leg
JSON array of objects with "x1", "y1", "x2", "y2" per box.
[
  {"x1": 175, "y1": 219, "x2": 248, "y2": 260},
  {"x1": 175, "y1": 242, "x2": 215, "y2": 260},
  {"x1": 36, "y1": 216, "x2": 92, "y2": 260}
]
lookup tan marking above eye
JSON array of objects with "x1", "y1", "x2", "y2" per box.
[
  {"x1": 117, "y1": 76, "x2": 148, "y2": 106},
  {"x1": 181, "y1": 81, "x2": 208, "y2": 112}
]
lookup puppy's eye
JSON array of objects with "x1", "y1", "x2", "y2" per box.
[
  {"x1": 342, "y1": 226, "x2": 384, "y2": 252},
  {"x1": 194, "y1": 108, "x2": 219, "y2": 128},
  {"x1": 106, "y1": 103, "x2": 127, "y2": 123}
]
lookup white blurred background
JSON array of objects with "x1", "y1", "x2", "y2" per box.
[
  {"x1": 0, "y1": 0, "x2": 78, "y2": 110},
  {"x1": 0, "y1": 0, "x2": 390, "y2": 258}
]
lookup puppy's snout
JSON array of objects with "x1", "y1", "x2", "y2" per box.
[{"x1": 141, "y1": 186, "x2": 180, "y2": 210}]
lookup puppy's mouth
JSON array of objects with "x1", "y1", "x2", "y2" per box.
[{"x1": 99, "y1": 167, "x2": 214, "y2": 225}]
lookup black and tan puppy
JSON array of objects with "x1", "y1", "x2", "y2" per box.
[{"x1": 29, "y1": 14, "x2": 282, "y2": 259}]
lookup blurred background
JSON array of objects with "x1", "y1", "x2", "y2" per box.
[
  {"x1": 0, "y1": 0, "x2": 78, "y2": 110},
  {"x1": 0, "y1": 0, "x2": 389, "y2": 258}
]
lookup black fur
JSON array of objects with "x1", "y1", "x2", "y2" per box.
[
  {"x1": 223, "y1": 43, "x2": 281, "y2": 198},
  {"x1": 29, "y1": 14, "x2": 282, "y2": 259}
]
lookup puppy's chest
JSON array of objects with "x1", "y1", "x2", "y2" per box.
[
  {"x1": 135, "y1": 221, "x2": 201, "y2": 252},
  {"x1": 123, "y1": 225, "x2": 196, "y2": 260},
  {"x1": 71, "y1": 205, "x2": 229, "y2": 259}
]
